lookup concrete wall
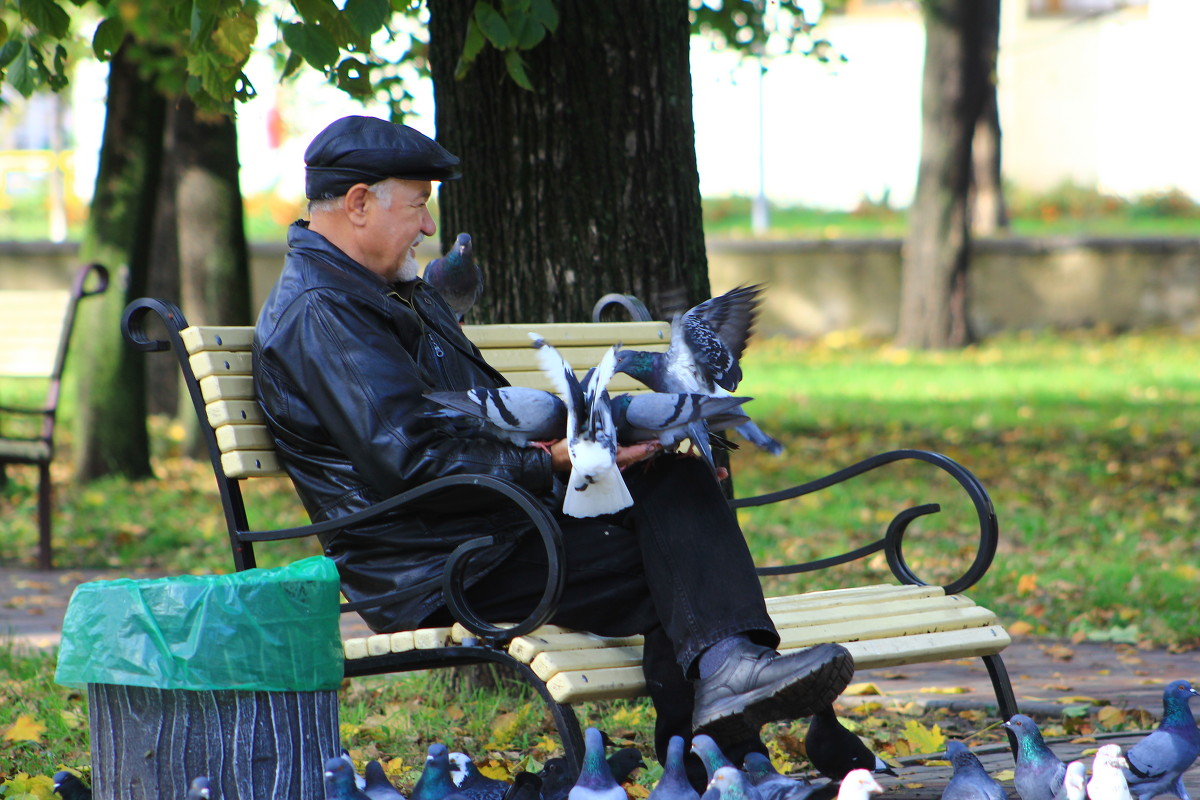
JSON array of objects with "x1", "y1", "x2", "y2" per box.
[{"x1": 6, "y1": 237, "x2": 1200, "y2": 338}]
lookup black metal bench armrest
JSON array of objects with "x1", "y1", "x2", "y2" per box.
[{"x1": 731, "y1": 449, "x2": 998, "y2": 594}]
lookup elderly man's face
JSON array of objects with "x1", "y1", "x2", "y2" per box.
[{"x1": 363, "y1": 178, "x2": 436, "y2": 282}]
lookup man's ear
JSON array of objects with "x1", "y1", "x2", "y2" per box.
[{"x1": 343, "y1": 183, "x2": 372, "y2": 225}]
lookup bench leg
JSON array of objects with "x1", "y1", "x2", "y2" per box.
[
  {"x1": 37, "y1": 462, "x2": 53, "y2": 571},
  {"x1": 504, "y1": 659, "x2": 586, "y2": 778},
  {"x1": 982, "y1": 653, "x2": 1020, "y2": 758}
]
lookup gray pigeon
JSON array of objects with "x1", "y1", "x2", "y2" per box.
[
  {"x1": 427, "y1": 387, "x2": 567, "y2": 448},
  {"x1": 742, "y1": 752, "x2": 819, "y2": 800},
  {"x1": 941, "y1": 741, "x2": 1006, "y2": 800},
  {"x1": 1090, "y1": 745, "x2": 1132, "y2": 800},
  {"x1": 365, "y1": 759, "x2": 408, "y2": 800},
  {"x1": 424, "y1": 232, "x2": 484, "y2": 323},
  {"x1": 691, "y1": 734, "x2": 737, "y2": 783},
  {"x1": 1003, "y1": 713, "x2": 1067, "y2": 800},
  {"x1": 1122, "y1": 679, "x2": 1200, "y2": 800},
  {"x1": 650, "y1": 736, "x2": 701, "y2": 800},
  {"x1": 449, "y1": 752, "x2": 509, "y2": 800},
  {"x1": 1052, "y1": 761, "x2": 1086, "y2": 800},
  {"x1": 612, "y1": 285, "x2": 783, "y2": 456},
  {"x1": 708, "y1": 767, "x2": 764, "y2": 800},
  {"x1": 533, "y1": 336, "x2": 630, "y2": 518},
  {"x1": 52, "y1": 771, "x2": 92, "y2": 800},
  {"x1": 326, "y1": 756, "x2": 375, "y2": 800},
  {"x1": 610, "y1": 392, "x2": 750, "y2": 470},
  {"x1": 569, "y1": 727, "x2": 627, "y2": 800},
  {"x1": 806, "y1": 706, "x2": 898, "y2": 781},
  {"x1": 186, "y1": 776, "x2": 212, "y2": 800},
  {"x1": 413, "y1": 744, "x2": 460, "y2": 800}
]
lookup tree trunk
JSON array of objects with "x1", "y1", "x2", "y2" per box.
[
  {"x1": 970, "y1": 15, "x2": 1007, "y2": 237},
  {"x1": 896, "y1": 0, "x2": 1000, "y2": 349},
  {"x1": 72, "y1": 43, "x2": 166, "y2": 480},
  {"x1": 170, "y1": 95, "x2": 253, "y2": 456},
  {"x1": 427, "y1": 0, "x2": 710, "y2": 323}
]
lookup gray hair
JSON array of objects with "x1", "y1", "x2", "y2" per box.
[{"x1": 306, "y1": 179, "x2": 395, "y2": 214}]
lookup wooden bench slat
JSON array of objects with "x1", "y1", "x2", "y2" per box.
[
  {"x1": 764, "y1": 584, "x2": 947, "y2": 612},
  {"x1": 205, "y1": 399, "x2": 266, "y2": 427},
  {"x1": 508, "y1": 631, "x2": 646, "y2": 664},
  {"x1": 498, "y1": 372, "x2": 655, "y2": 394},
  {"x1": 836, "y1": 625, "x2": 1012, "y2": 670},
  {"x1": 464, "y1": 321, "x2": 670, "y2": 348},
  {"x1": 200, "y1": 374, "x2": 255, "y2": 403},
  {"x1": 215, "y1": 424, "x2": 275, "y2": 453},
  {"x1": 181, "y1": 326, "x2": 256, "y2": 352},
  {"x1": 545, "y1": 665, "x2": 647, "y2": 703},
  {"x1": 769, "y1": 594, "x2": 977, "y2": 628},
  {"x1": 776, "y1": 606, "x2": 999, "y2": 650},
  {"x1": 531, "y1": 645, "x2": 645, "y2": 680},
  {"x1": 189, "y1": 350, "x2": 253, "y2": 380},
  {"x1": 480, "y1": 345, "x2": 667, "y2": 372},
  {"x1": 221, "y1": 450, "x2": 285, "y2": 478}
]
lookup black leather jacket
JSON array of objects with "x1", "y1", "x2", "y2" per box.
[{"x1": 254, "y1": 221, "x2": 557, "y2": 631}]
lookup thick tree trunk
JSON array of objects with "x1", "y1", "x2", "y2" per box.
[
  {"x1": 971, "y1": 83, "x2": 1008, "y2": 236},
  {"x1": 73, "y1": 44, "x2": 165, "y2": 480},
  {"x1": 896, "y1": 0, "x2": 1000, "y2": 349},
  {"x1": 427, "y1": 0, "x2": 710, "y2": 323}
]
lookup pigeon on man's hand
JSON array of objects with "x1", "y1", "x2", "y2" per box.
[
  {"x1": 650, "y1": 736, "x2": 701, "y2": 800},
  {"x1": 940, "y1": 741, "x2": 1006, "y2": 800},
  {"x1": 806, "y1": 705, "x2": 898, "y2": 781},
  {"x1": 1089, "y1": 745, "x2": 1133, "y2": 800},
  {"x1": 449, "y1": 752, "x2": 510, "y2": 800},
  {"x1": 52, "y1": 771, "x2": 92, "y2": 800},
  {"x1": 1052, "y1": 761, "x2": 1086, "y2": 800},
  {"x1": 610, "y1": 392, "x2": 750, "y2": 462},
  {"x1": 1122, "y1": 679, "x2": 1200, "y2": 800},
  {"x1": 742, "y1": 752, "x2": 823, "y2": 800},
  {"x1": 533, "y1": 336, "x2": 631, "y2": 517},
  {"x1": 413, "y1": 743, "x2": 460, "y2": 800},
  {"x1": 326, "y1": 756, "x2": 375, "y2": 800},
  {"x1": 1004, "y1": 714, "x2": 1067, "y2": 800},
  {"x1": 569, "y1": 727, "x2": 627, "y2": 800},
  {"x1": 426, "y1": 387, "x2": 566, "y2": 450},
  {"x1": 424, "y1": 232, "x2": 484, "y2": 323},
  {"x1": 613, "y1": 285, "x2": 783, "y2": 458},
  {"x1": 186, "y1": 777, "x2": 212, "y2": 800},
  {"x1": 837, "y1": 771, "x2": 884, "y2": 800},
  {"x1": 365, "y1": 759, "x2": 408, "y2": 800},
  {"x1": 708, "y1": 767, "x2": 764, "y2": 800}
]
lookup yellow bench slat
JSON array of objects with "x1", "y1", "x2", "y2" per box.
[
  {"x1": 531, "y1": 645, "x2": 645, "y2": 681},
  {"x1": 776, "y1": 605, "x2": 999, "y2": 650},
  {"x1": 221, "y1": 450, "x2": 285, "y2": 478},
  {"x1": 215, "y1": 423, "x2": 274, "y2": 453},
  {"x1": 546, "y1": 665, "x2": 647, "y2": 703},
  {"x1": 835, "y1": 625, "x2": 1011, "y2": 670},
  {"x1": 500, "y1": 372, "x2": 655, "y2": 394},
  {"x1": 464, "y1": 321, "x2": 670, "y2": 348},
  {"x1": 200, "y1": 374, "x2": 255, "y2": 403},
  {"x1": 181, "y1": 326, "x2": 256, "y2": 353},
  {"x1": 508, "y1": 631, "x2": 646, "y2": 664},
  {"x1": 769, "y1": 594, "x2": 977, "y2": 629},
  {"x1": 189, "y1": 350, "x2": 253, "y2": 380},
  {"x1": 764, "y1": 584, "x2": 946, "y2": 612},
  {"x1": 205, "y1": 399, "x2": 266, "y2": 427}
]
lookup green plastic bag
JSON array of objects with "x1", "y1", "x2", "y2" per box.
[{"x1": 55, "y1": 556, "x2": 344, "y2": 692}]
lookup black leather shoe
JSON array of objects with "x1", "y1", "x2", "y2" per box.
[{"x1": 692, "y1": 641, "x2": 855, "y2": 742}]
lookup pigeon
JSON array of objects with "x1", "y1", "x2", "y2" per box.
[
  {"x1": 449, "y1": 752, "x2": 512, "y2": 800},
  {"x1": 941, "y1": 741, "x2": 1006, "y2": 800},
  {"x1": 691, "y1": 734, "x2": 737, "y2": 782},
  {"x1": 707, "y1": 766, "x2": 764, "y2": 800},
  {"x1": 365, "y1": 759, "x2": 409, "y2": 800},
  {"x1": 612, "y1": 285, "x2": 784, "y2": 457},
  {"x1": 503, "y1": 772, "x2": 545, "y2": 800},
  {"x1": 806, "y1": 705, "x2": 898, "y2": 781},
  {"x1": 186, "y1": 777, "x2": 212, "y2": 800},
  {"x1": 1088, "y1": 744, "x2": 1132, "y2": 800},
  {"x1": 837, "y1": 771, "x2": 884, "y2": 800},
  {"x1": 1122, "y1": 679, "x2": 1200, "y2": 800},
  {"x1": 326, "y1": 755, "x2": 376, "y2": 800},
  {"x1": 424, "y1": 232, "x2": 484, "y2": 323},
  {"x1": 346, "y1": 748, "x2": 369, "y2": 790},
  {"x1": 1004, "y1": 713, "x2": 1067, "y2": 800},
  {"x1": 1052, "y1": 761, "x2": 1086, "y2": 800},
  {"x1": 52, "y1": 771, "x2": 92, "y2": 800},
  {"x1": 650, "y1": 736, "x2": 701, "y2": 800},
  {"x1": 532, "y1": 335, "x2": 631, "y2": 518},
  {"x1": 414, "y1": 743, "x2": 460, "y2": 800},
  {"x1": 538, "y1": 757, "x2": 574, "y2": 800},
  {"x1": 742, "y1": 752, "x2": 819, "y2": 800},
  {"x1": 607, "y1": 745, "x2": 648, "y2": 784},
  {"x1": 569, "y1": 727, "x2": 627, "y2": 800},
  {"x1": 610, "y1": 391, "x2": 750, "y2": 457},
  {"x1": 426, "y1": 387, "x2": 567, "y2": 449}
]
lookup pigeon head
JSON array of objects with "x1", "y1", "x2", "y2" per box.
[
  {"x1": 690, "y1": 735, "x2": 733, "y2": 780},
  {"x1": 1163, "y1": 679, "x2": 1200, "y2": 722},
  {"x1": 52, "y1": 771, "x2": 91, "y2": 800},
  {"x1": 1092, "y1": 744, "x2": 1128, "y2": 771},
  {"x1": 1004, "y1": 714, "x2": 1052, "y2": 753},
  {"x1": 613, "y1": 349, "x2": 661, "y2": 385},
  {"x1": 709, "y1": 767, "x2": 755, "y2": 800},
  {"x1": 741, "y1": 752, "x2": 778, "y2": 782},
  {"x1": 946, "y1": 740, "x2": 981, "y2": 771},
  {"x1": 840, "y1": 769, "x2": 884, "y2": 797},
  {"x1": 325, "y1": 756, "x2": 359, "y2": 786}
]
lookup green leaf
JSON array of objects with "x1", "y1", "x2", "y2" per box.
[
  {"x1": 281, "y1": 49, "x2": 304, "y2": 79},
  {"x1": 19, "y1": 0, "x2": 71, "y2": 39},
  {"x1": 6, "y1": 40, "x2": 42, "y2": 97},
  {"x1": 473, "y1": 1, "x2": 512, "y2": 49},
  {"x1": 281, "y1": 20, "x2": 339, "y2": 71},
  {"x1": 454, "y1": 17, "x2": 485, "y2": 79},
  {"x1": 92, "y1": 16, "x2": 125, "y2": 61},
  {"x1": 0, "y1": 19, "x2": 9, "y2": 49},
  {"x1": 503, "y1": 48, "x2": 532, "y2": 90},
  {"x1": 213, "y1": 13, "x2": 258, "y2": 62},
  {"x1": 529, "y1": 0, "x2": 558, "y2": 32},
  {"x1": 336, "y1": 56, "x2": 372, "y2": 96},
  {"x1": 292, "y1": 0, "x2": 340, "y2": 27},
  {"x1": 343, "y1": 0, "x2": 390, "y2": 40},
  {"x1": 508, "y1": 9, "x2": 546, "y2": 50},
  {"x1": 0, "y1": 38, "x2": 22, "y2": 70}
]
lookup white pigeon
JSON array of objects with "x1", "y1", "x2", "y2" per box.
[
  {"x1": 838, "y1": 770, "x2": 885, "y2": 800},
  {"x1": 532, "y1": 334, "x2": 632, "y2": 518},
  {"x1": 1054, "y1": 761, "x2": 1087, "y2": 800},
  {"x1": 1087, "y1": 745, "x2": 1132, "y2": 800}
]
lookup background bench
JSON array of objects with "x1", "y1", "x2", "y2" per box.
[
  {"x1": 121, "y1": 295, "x2": 1016, "y2": 777},
  {"x1": 1, "y1": 262, "x2": 108, "y2": 569}
]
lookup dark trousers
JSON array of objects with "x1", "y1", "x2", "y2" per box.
[{"x1": 424, "y1": 455, "x2": 778, "y2": 779}]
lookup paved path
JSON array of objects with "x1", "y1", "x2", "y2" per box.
[{"x1": 3, "y1": 567, "x2": 1196, "y2": 798}]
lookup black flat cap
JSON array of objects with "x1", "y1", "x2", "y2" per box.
[{"x1": 304, "y1": 115, "x2": 460, "y2": 199}]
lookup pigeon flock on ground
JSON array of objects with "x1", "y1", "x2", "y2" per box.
[{"x1": 45, "y1": 679, "x2": 1197, "y2": 800}]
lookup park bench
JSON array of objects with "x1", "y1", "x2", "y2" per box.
[
  {"x1": 1, "y1": 262, "x2": 108, "y2": 569},
  {"x1": 120, "y1": 295, "x2": 1017, "y2": 776}
]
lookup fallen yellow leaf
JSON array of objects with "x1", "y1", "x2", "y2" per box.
[
  {"x1": 3, "y1": 714, "x2": 46, "y2": 743},
  {"x1": 480, "y1": 764, "x2": 510, "y2": 781},
  {"x1": 1009, "y1": 620, "x2": 1034, "y2": 636},
  {"x1": 843, "y1": 682, "x2": 882, "y2": 696},
  {"x1": 994, "y1": 769, "x2": 1015, "y2": 782},
  {"x1": 1057, "y1": 696, "x2": 1100, "y2": 705},
  {"x1": 1097, "y1": 707, "x2": 1126, "y2": 727},
  {"x1": 919, "y1": 686, "x2": 971, "y2": 695}
]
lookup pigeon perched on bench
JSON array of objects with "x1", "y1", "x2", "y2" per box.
[
  {"x1": 650, "y1": 736, "x2": 701, "y2": 800},
  {"x1": 1004, "y1": 714, "x2": 1066, "y2": 800},
  {"x1": 1121, "y1": 679, "x2": 1200, "y2": 800},
  {"x1": 365, "y1": 759, "x2": 408, "y2": 800},
  {"x1": 613, "y1": 285, "x2": 784, "y2": 458},
  {"x1": 424, "y1": 232, "x2": 484, "y2": 323},
  {"x1": 941, "y1": 741, "x2": 1005, "y2": 800},
  {"x1": 569, "y1": 727, "x2": 627, "y2": 800},
  {"x1": 805, "y1": 705, "x2": 898, "y2": 781},
  {"x1": 1090, "y1": 745, "x2": 1133, "y2": 800},
  {"x1": 532, "y1": 335, "x2": 631, "y2": 518}
]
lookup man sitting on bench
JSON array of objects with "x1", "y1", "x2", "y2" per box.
[{"x1": 252, "y1": 115, "x2": 855, "y2": 789}]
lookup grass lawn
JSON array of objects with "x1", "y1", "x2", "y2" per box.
[{"x1": 2, "y1": 327, "x2": 1198, "y2": 786}]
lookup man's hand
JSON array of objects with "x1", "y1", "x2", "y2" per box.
[{"x1": 616, "y1": 441, "x2": 662, "y2": 471}]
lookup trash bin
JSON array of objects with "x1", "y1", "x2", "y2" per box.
[{"x1": 56, "y1": 556, "x2": 345, "y2": 800}]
